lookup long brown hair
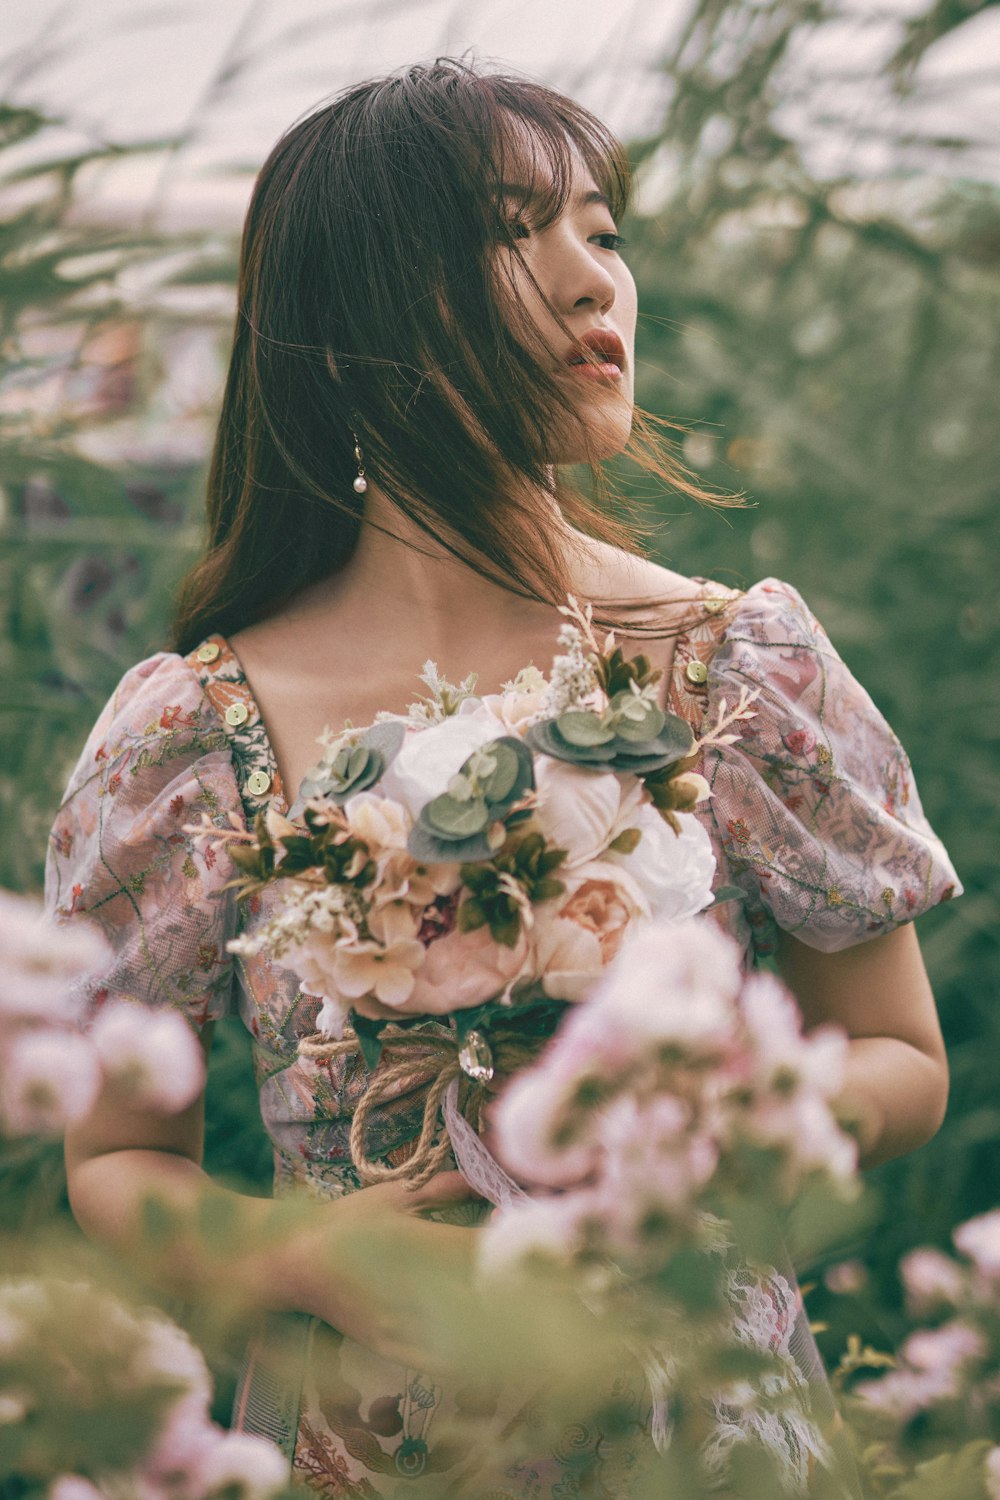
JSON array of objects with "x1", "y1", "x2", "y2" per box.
[{"x1": 172, "y1": 58, "x2": 730, "y2": 654}]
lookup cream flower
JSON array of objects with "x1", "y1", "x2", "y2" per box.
[
  {"x1": 344, "y1": 791, "x2": 411, "y2": 851},
  {"x1": 531, "y1": 759, "x2": 644, "y2": 868},
  {"x1": 531, "y1": 913, "x2": 604, "y2": 1002},
  {"x1": 605, "y1": 803, "x2": 716, "y2": 920},
  {"x1": 334, "y1": 902, "x2": 426, "y2": 1008}
]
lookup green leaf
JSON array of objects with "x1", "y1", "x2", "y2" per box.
[
  {"x1": 351, "y1": 1015, "x2": 385, "y2": 1072},
  {"x1": 556, "y1": 709, "x2": 616, "y2": 746},
  {"x1": 608, "y1": 827, "x2": 643, "y2": 854},
  {"x1": 479, "y1": 739, "x2": 519, "y2": 801},
  {"x1": 457, "y1": 897, "x2": 486, "y2": 931},
  {"x1": 491, "y1": 912, "x2": 523, "y2": 948},
  {"x1": 425, "y1": 792, "x2": 489, "y2": 836},
  {"x1": 710, "y1": 884, "x2": 746, "y2": 906}
]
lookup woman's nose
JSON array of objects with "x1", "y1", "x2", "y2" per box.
[{"x1": 551, "y1": 232, "x2": 616, "y2": 315}]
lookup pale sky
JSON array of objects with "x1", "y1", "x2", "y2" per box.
[{"x1": 1, "y1": 0, "x2": 997, "y2": 230}]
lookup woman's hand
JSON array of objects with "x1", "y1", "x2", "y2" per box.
[{"x1": 276, "y1": 1171, "x2": 488, "y2": 1372}]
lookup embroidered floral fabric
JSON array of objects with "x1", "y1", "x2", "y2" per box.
[
  {"x1": 693, "y1": 579, "x2": 960, "y2": 961},
  {"x1": 44, "y1": 578, "x2": 961, "y2": 1498}
]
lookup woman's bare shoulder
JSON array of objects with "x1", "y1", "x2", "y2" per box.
[{"x1": 573, "y1": 539, "x2": 704, "y2": 613}]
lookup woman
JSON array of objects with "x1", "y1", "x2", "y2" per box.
[{"x1": 46, "y1": 59, "x2": 959, "y2": 1497}]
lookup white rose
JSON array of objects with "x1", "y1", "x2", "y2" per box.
[
  {"x1": 378, "y1": 709, "x2": 506, "y2": 819},
  {"x1": 532, "y1": 759, "x2": 644, "y2": 868},
  {"x1": 606, "y1": 804, "x2": 716, "y2": 921}
]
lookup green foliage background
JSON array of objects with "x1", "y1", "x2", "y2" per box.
[{"x1": 1, "y1": 0, "x2": 997, "y2": 1395}]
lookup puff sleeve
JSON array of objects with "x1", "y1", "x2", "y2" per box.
[
  {"x1": 44, "y1": 653, "x2": 246, "y2": 1029},
  {"x1": 698, "y1": 579, "x2": 961, "y2": 956}
]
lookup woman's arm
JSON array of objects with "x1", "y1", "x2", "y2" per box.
[
  {"x1": 63, "y1": 1025, "x2": 481, "y2": 1371},
  {"x1": 776, "y1": 923, "x2": 949, "y2": 1169}
]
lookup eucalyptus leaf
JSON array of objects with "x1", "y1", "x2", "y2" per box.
[
  {"x1": 556, "y1": 710, "x2": 616, "y2": 746},
  {"x1": 480, "y1": 736, "x2": 535, "y2": 816},
  {"x1": 525, "y1": 720, "x2": 618, "y2": 764},
  {"x1": 479, "y1": 739, "x2": 519, "y2": 801},
  {"x1": 613, "y1": 699, "x2": 666, "y2": 742},
  {"x1": 425, "y1": 792, "x2": 489, "y2": 837},
  {"x1": 408, "y1": 819, "x2": 495, "y2": 865}
]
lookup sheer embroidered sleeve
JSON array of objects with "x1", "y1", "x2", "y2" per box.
[
  {"x1": 44, "y1": 653, "x2": 246, "y2": 1029},
  {"x1": 698, "y1": 579, "x2": 962, "y2": 956}
]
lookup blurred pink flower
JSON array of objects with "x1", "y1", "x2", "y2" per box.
[
  {"x1": 189, "y1": 1430, "x2": 290, "y2": 1498},
  {"x1": 0, "y1": 1029, "x2": 101, "y2": 1136},
  {"x1": 48, "y1": 1480, "x2": 106, "y2": 1500},
  {"x1": 899, "y1": 1247, "x2": 964, "y2": 1315},
  {"x1": 985, "y1": 1446, "x2": 1000, "y2": 1500},
  {"x1": 902, "y1": 1319, "x2": 986, "y2": 1375},
  {"x1": 90, "y1": 1003, "x2": 205, "y2": 1113},
  {"x1": 0, "y1": 888, "x2": 110, "y2": 1024},
  {"x1": 601, "y1": 1094, "x2": 718, "y2": 1213},
  {"x1": 858, "y1": 1319, "x2": 987, "y2": 1422},
  {"x1": 478, "y1": 1191, "x2": 597, "y2": 1276},
  {"x1": 953, "y1": 1210, "x2": 1000, "y2": 1279},
  {"x1": 823, "y1": 1259, "x2": 868, "y2": 1296},
  {"x1": 491, "y1": 1055, "x2": 603, "y2": 1188}
]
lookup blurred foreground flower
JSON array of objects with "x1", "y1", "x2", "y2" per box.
[
  {"x1": 481, "y1": 917, "x2": 861, "y2": 1494},
  {"x1": 0, "y1": 889, "x2": 204, "y2": 1136},
  {"x1": 0, "y1": 1277, "x2": 288, "y2": 1499},
  {"x1": 843, "y1": 1210, "x2": 1000, "y2": 1497}
]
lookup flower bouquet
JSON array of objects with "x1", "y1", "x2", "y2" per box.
[{"x1": 193, "y1": 598, "x2": 756, "y2": 1188}]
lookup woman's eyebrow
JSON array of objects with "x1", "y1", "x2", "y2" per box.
[{"x1": 498, "y1": 183, "x2": 614, "y2": 213}]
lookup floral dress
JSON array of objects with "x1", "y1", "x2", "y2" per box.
[{"x1": 44, "y1": 578, "x2": 961, "y2": 1498}]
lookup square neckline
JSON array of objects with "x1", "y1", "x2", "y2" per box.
[{"x1": 184, "y1": 581, "x2": 740, "y2": 820}]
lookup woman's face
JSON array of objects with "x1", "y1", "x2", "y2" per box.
[{"x1": 496, "y1": 146, "x2": 638, "y2": 464}]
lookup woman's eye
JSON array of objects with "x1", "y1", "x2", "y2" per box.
[
  {"x1": 506, "y1": 218, "x2": 530, "y2": 240},
  {"x1": 592, "y1": 232, "x2": 627, "y2": 251}
]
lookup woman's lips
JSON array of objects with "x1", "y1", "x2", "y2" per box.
[
  {"x1": 564, "y1": 329, "x2": 627, "y2": 381},
  {"x1": 566, "y1": 360, "x2": 623, "y2": 381}
]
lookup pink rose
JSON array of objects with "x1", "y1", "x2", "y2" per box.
[
  {"x1": 406, "y1": 920, "x2": 530, "y2": 1014},
  {"x1": 532, "y1": 863, "x2": 646, "y2": 1002}
]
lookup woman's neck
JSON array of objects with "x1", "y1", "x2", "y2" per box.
[{"x1": 288, "y1": 479, "x2": 580, "y2": 655}]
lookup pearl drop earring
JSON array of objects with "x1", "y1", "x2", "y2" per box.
[{"x1": 352, "y1": 433, "x2": 367, "y2": 495}]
